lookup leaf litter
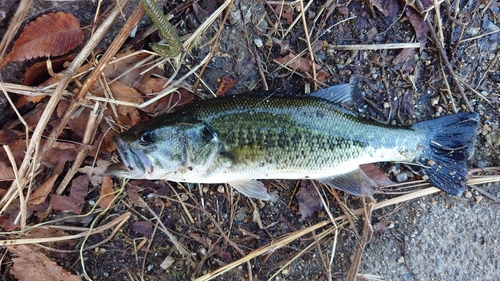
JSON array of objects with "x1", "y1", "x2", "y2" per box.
[{"x1": 0, "y1": 0, "x2": 499, "y2": 280}]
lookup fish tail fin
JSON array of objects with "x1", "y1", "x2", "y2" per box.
[{"x1": 412, "y1": 112, "x2": 479, "y2": 196}]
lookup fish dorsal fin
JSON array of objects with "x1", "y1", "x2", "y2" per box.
[
  {"x1": 228, "y1": 180, "x2": 271, "y2": 200},
  {"x1": 310, "y1": 83, "x2": 365, "y2": 110},
  {"x1": 316, "y1": 167, "x2": 377, "y2": 197}
]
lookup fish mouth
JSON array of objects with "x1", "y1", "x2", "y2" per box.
[{"x1": 108, "y1": 136, "x2": 153, "y2": 179}]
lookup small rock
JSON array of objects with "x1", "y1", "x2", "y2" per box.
[
  {"x1": 464, "y1": 191, "x2": 473, "y2": 198},
  {"x1": 474, "y1": 195, "x2": 483, "y2": 203},
  {"x1": 431, "y1": 97, "x2": 439, "y2": 106},
  {"x1": 436, "y1": 258, "x2": 445, "y2": 271},
  {"x1": 254, "y1": 38, "x2": 263, "y2": 48},
  {"x1": 396, "y1": 173, "x2": 408, "y2": 182}
]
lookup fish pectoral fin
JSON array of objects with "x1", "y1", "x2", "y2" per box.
[
  {"x1": 316, "y1": 168, "x2": 378, "y2": 197},
  {"x1": 228, "y1": 180, "x2": 271, "y2": 200}
]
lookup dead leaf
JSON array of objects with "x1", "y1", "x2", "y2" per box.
[
  {"x1": 373, "y1": 221, "x2": 393, "y2": 236},
  {"x1": 190, "y1": 232, "x2": 212, "y2": 248},
  {"x1": 0, "y1": 12, "x2": 83, "y2": 69},
  {"x1": 50, "y1": 174, "x2": 88, "y2": 214},
  {"x1": 7, "y1": 244, "x2": 81, "y2": 281},
  {"x1": 78, "y1": 159, "x2": 111, "y2": 186},
  {"x1": 274, "y1": 4, "x2": 293, "y2": 24},
  {"x1": 392, "y1": 48, "x2": 417, "y2": 73},
  {"x1": 216, "y1": 75, "x2": 237, "y2": 96},
  {"x1": 29, "y1": 174, "x2": 58, "y2": 204},
  {"x1": 22, "y1": 55, "x2": 76, "y2": 87},
  {"x1": 369, "y1": 0, "x2": 400, "y2": 17},
  {"x1": 103, "y1": 50, "x2": 152, "y2": 87},
  {"x1": 359, "y1": 164, "x2": 395, "y2": 187},
  {"x1": 42, "y1": 141, "x2": 79, "y2": 168},
  {"x1": 296, "y1": 181, "x2": 323, "y2": 221},
  {"x1": 0, "y1": 129, "x2": 23, "y2": 145},
  {"x1": 0, "y1": 162, "x2": 15, "y2": 182},
  {"x1": 275, "y1": 53, "x2": 329, "y2": 83},
  {"x1": 129, "y1": 221, "x2": 154, "y2": 236},
  {"x1": 0, "y1": 200, "x2": 50, "y2": 231},
  {"x1": 215, "y1": 244, "x2": 234, "y2": 262},
  {"x1": 98, "y1": 176, "x2": 115, "y2": 209},
  {"x1": 405, "y1": 7, "x2": 429, "y2": 52}
]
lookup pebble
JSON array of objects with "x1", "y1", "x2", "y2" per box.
[
  {"x1": 431, "y1": 97, "x2": 439, "y2": 106},
  {"x1": 436, "y1": 258, "x2": 445, "y2": 271},
  {"x1": 254, "y1": 38, "x2": 263, "y2": 48},
  {"x1": 396, "y1": 173, "x2": 408, "y2": 182},
  {"x1": 464, "y1": 191, "x2": 473, "y2": 198},
  {"x1": 475, "y1": 195, "x2": 483, "y2": 203}
]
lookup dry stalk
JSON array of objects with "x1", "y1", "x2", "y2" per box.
[
  {"x1": 346, "y1": 199, "x2": 374, "y2": 281},
  {"x1": 412, "y1": 0, "x2": 475, "y2": 111},
  {"x1": 299, "y1": 0, "x2": 317, "y2": 90},
  {"x1": 55, "y1": 103, "x2": 103, "y2": 194},
  {"x1": 192, "y1": 0, "x2": 234, "y2": 95},
  {"x1": 328, "y1": 42, "x2": 421, "y2": 50},
  {"x1": 193, "y1": 172, "x2": 500, "y2": 280},
  {"x1": 0, "y1": 0, "x2": 32, "y2": 60},
  {"x1": 137, "y1": 196, "x2": 191, "y2": 257},
  {"x1": 0, "y1": 0, "x2": 133, "y2": 214},
  {"x1": 0, "y1": 212, "x2": 130, "y2": 246}
]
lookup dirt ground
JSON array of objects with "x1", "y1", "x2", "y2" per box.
[{"x1": 0, "y1": 0, "x2": 499, "y2": 280}]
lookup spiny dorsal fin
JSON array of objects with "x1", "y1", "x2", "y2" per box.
[{"x1": 310, "y1": 82, "x2": 365, "y2": 111}]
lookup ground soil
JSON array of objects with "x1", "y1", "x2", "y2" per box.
[{"x1": 0, "y1": 0, "x2": 499, "y2": 280}]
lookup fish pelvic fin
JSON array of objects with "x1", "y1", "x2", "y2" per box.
[
  {"x1": 412, "y1": 112, "x2": 479, "y2": 196},
  {"x1": 317, "y1": 168, "x2": 378, "y2": 198},
  {"x1": 228, "y1": 180, "x2": 271, "y2": 200}
]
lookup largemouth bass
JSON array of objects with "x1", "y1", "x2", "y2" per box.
[{"x1": 109, "y1": 84, "x2": 479, "y2": 200}]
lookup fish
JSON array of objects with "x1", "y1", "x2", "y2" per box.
[{"x1": 108, "y1": 84, "x2": 480, "y2": 200}]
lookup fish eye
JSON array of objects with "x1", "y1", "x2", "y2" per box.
[{"x1": 140, "y1": 131, "x2": 155, "y2": 145}]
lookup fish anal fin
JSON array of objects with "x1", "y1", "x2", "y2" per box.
[
  {"x1": 317, "y1": 168, "x2": 378, "y2": 197},
  {"x1": 228, "y1": 180, "x2": 271, "y2": 200}
]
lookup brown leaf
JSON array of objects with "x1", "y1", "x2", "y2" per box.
[
  {"x1": 373, "y1": 221, "x2": 394, "y2": 236},
  {"x1": 98, "y1": 176, "x2": 115, "y2": 209},
  {"x1": 129, "y1": 221, "x2": 154, "y2": 236},
  {"x1": 275, "y1": 53, "x2": 329, "y2": 83},
  {"x1": 0, "y1": 129, "x2": 23, "y2": 145},
  {"x1": 7, "y1": 244, "x2": 81, "y2": 281},
  {"x1": 296, "y1": 181, "x2": 323, "y2": 221},
  {"x1": 50, "y1": 174, "x2": 88, "y2": 214},
  {"x1": 189, "y1": 232, "x2": 212, "y2": 248},
  {"x1": 215, "y1": 75, "x2": 237, "y2": 96},
  {"x1": 103, "y1": 50, "x2": 152, "y2": 87},
  {"x1": 369, "y1": 0, "x2": 400, "y2": 17},
  {"x1": 359, "y1": 164, "x2": 395, "y2": 187},
  {"x1": 29, "y1": 174, "x2": 58, "y2": 204},
  {"x1": 392, "y1": 48, "x2": 417, "y2": 73},
  {"x1": 42, "y1": 141, "x2": 79, "y2": 168},
  {"x1": 23, "y1": 55, "x2": 76, "y2": 86},
  {"x1": 215, "y1": 244, "x2": 234, "y2": 262},
  {"x1": 405, "y1": 7, "x2": 429, "y2": 51},
  {"x1": 0, "y1": 12, "x2": 83, "y2": 69},
  {"x1": 78, "y1": 159, "x2": 111, "y2": 186},
  {"x1": 0, "y1": 162, "x2": 15, "y2": 182},
  {"x1": 274, "y1": 4, "x2": 293, "y2": 24}
]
